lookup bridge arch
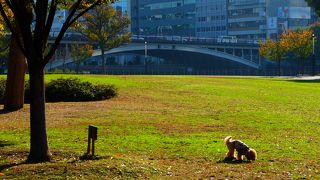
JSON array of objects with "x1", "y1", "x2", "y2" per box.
[{"x1": 93, "y1": 43, "x2": 260, "y2": 69}]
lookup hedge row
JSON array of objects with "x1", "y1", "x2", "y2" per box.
[
  {"x1": 0, "y1": 77, "x2": 117, "y2": 103},
  {"x1": 0, "y1": 78, "x2": 6, "y2": 103}
]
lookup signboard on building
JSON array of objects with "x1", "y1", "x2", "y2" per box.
[
  {"x1": 267, "y1": 17, "x2": 278, "y2": 29},
  {"x1": 288, "y1": 7, "x2": 311, "y2": 19},
  {"x1": 278, "y1": 7, "x2": 289, "y2": 18}
]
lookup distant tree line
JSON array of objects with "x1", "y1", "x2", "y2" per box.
[
  {"x1": 70, "y1": 4, "x2": 131, "y2": 74},
  {"x1": 259, "y1": 28, "x2": 316, "y2": 76},
  {"x1": 259, "y1": 0, "x2": 320, "y2": 76}
]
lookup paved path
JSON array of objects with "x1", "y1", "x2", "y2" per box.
[{"x1": 293, "y1": 76, "x2": 320, "y2": 80}]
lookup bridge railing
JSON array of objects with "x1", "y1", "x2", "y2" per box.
[
  {"x1": 47, "y1": 32, "x2": 264, "y2": 46},
  {"x1": 131, "y1": 35, "x2": 264, "y2": 46}
]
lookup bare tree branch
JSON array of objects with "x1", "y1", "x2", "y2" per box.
[
  {"x1": 68, "y1": 0, "x2": 101, "y2": 27},
  {"x1": 15, "y1": 1, "x2": 35, "y2": 61},
  {"x1": 0, "y1": 1, "x2": 28, "y2": 56},
  {"x1": 43, "y1": 0, "x2": 102, "y2": 65},
  {"x1": 44, "y1": 0, "x2": 57, "y2": 44},
  {"x1": 41, "y1": 0, "x2": 83, "y2": 65},
  {"x1": 34, "y1": 0, "x2": 49, "y2": 58}
]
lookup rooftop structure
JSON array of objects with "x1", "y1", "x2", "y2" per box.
[
  {"x1": 130, "y1": 0, "x2": 196, "y2": 36},
  {"x1": 130, "y1": 0, "x2": 317, "y2": 39}
]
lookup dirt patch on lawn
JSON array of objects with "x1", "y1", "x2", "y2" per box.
[{"x1": 154, "y1": 121, "x2": 234, "y2": 135}]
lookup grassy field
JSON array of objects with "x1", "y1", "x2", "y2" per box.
[{"x1": 1, "y1": 75, "x2": 320, "y2": 179}]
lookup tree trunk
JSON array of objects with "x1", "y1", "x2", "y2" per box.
[
  {"x1": 101, "y1": 48, "x2": 106, "y2": 74},
  {"x1": 312, "y1": 54, "x2": 316, "y2": 76},
  {"x1": 301, "y1": 59, "x2": 305, "y2": 75},
  {"x1": 4, "y1": 37, "x2": 27, "y2": 111},
  {"x1": 76, "y1": 60, "x2": 80, "y2": 74},
  {"x1": 62, "y1": 56, "x2": 66, "y2": 73},
  {"x1": 27, "y1": 65, "x2": 51, "y2": 162},
  {"x1": 277, "y1": 60, "x2": 281, "y2": 76}
]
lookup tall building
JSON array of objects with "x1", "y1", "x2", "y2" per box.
[
  {"x1": 227, "y1": 0, "x2": 315, "y2": 39},
  {"x1": 130, "y1": 0, "x2": 196, "y2": 36},
  {"x1": 196, "y1": 0, "x2": 228, "y2": 38},
  {"x1": 227, "y1": 0, "x2": 267, "y2": 39},
  {"x1": 51, "y1": 1, "x2": 129, "y2": 34},
  {"x1": 266, "y1": 0, "x2": 314, "y2": 38},
  {"x1": 130, "y1": 0, "x2": 316, "y2": 39},
  {"x1": 113, "y1": 0, "x2": 129, "y2": 14}
]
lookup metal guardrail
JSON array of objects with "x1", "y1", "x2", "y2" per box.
[
  {"x1": 47, "y1": 32, "x2": 263, "y2": 47},
  {"x1": 131, "y1": 35, "x2": 263, "y2": 46}
]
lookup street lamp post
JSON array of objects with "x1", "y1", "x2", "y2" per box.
[
  {"x1": 144, "y1": 41, "x2": 147, "y2": 74},
  {"x1": 312, "y1": 34, "x2": 316, "y2": 76}
]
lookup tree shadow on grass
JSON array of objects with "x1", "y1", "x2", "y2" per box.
[
  {"x1": 216, "y1": 157, "x2": 252, "y2": 164},
  {"x1": 0, "y1": 161, "x2": 27, "y2": 172},
  {"x1": 0, "y1": 150, "x2": 28, "y2": 172},
  {"x1": 287, "y1": 79, "x2": 320, "y2": 83},
  {"x1": 0, "y1": 140, "x2": 14, "y2": 148},
  {"x1": 0, "y1": 109, "x2": 12, "y2": 115},
  {"x1": 0, "y1": 150, "x2": 108, "y2": 173},
  {"x1": 0, "y1": 107, "x2": 23, "y2": 114}
]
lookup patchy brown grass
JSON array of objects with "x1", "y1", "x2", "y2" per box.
[
  {"x1": 0, "y1": 108, "x2": 29, "y2": 130},
  {"x1": 1, "y1": 149, "x2": 319, "y2": 179},
  {"x1": 2, "y1": 75, "x2": 320, "y2": 179},
  {"x1": 0, "y1": 150, "x2": 163, "y2": 179}
]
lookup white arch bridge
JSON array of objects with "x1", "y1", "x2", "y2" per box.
[
  {"x1": 93, "y1": 42, "x2": 261, "y2": 69},
  {"x1": 48, "y1": 41, "x2": 261, "y2": 70}
]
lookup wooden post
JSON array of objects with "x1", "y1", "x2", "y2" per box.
[
  {"x1": 92, "y1": 138, "x2": 95, "y2": 156},
  {"x1": 87, "y1": 125, "x2": 98, "y2": 156},
  {"x1": 87, "y1": 130, "x2": 91, "y2": 154}
]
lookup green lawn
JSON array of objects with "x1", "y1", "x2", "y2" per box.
[{"x1": 1, "y1": 75, "x2": 320, "y2": 179}]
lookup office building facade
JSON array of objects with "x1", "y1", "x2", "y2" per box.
[
  {"x1": 227, "y1": 0, "x2": 315, "y2": 39},
  {"x1": 196, "y1": 0, "x2": 228, "y2": 38},
  {"x1": 227, "y1": 0, "x2": 267, "y2": 39},
  {"x1": 130, "y1": 0, "x2": 196, "y2": 36},
  {"x1": 130, "y1": 0, "x2": 316, "y2": 39},
  {"x1": 265, "y1": 0, "x2": 315, "y2": 38}
]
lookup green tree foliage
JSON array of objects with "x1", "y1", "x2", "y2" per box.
[
  {"x1": 70, "y1": 44, "x2": 94, "y2": 73},
  {"x1": 281, "y1": 29, "x2": 313, "y2": 74},
  {"x1": 260, "y1": 29, "x2": 314, "y2": 75},
  {"x1": 305, "y1": 0, "x2": 320, "y2": 16},
  {"x1": 0, "y1": 0, "x2": 116, "y2": 162},
  {"x1": 259, "y1": 35, "x2": 288, "y2": 76},
  {"x1": 74, "y1": 4, "x2": 131, "y2": 73}
]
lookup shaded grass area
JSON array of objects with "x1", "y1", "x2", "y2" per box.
[{"x1": 1, "y1": 75, "x2": 320, "y2": 178}]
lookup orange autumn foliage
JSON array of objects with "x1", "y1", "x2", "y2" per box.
[
  {"x1": 281, "y1": 29, "x2": 313, "y2": 60},
  {"x1": 260, "y1": 29, "x2": 314, "y2": 62},
  {"x1": 259, "y1": 34, "x2": 287, "y2": 62}
]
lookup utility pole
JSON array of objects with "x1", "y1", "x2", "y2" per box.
[
  {"x1": 312, "y1": 33, "x2": 316, "y2": 76},
  {"x1": 144, "y1": 41, "x2": 147, "y2": 74}
]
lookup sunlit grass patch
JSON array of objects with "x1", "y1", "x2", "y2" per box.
[{"x1": 1, "y1": 75, "x2": 320, "y2": 178}]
